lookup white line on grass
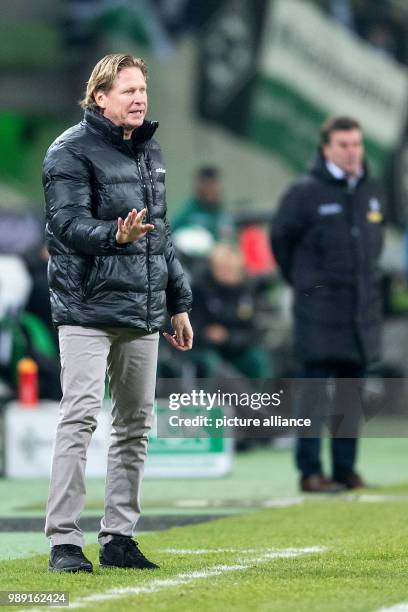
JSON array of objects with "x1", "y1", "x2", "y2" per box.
[
  {"x1": 19, "y1": 546, "x2": 325, "y2": 611},
  {"x1": 376, "y1": 604, "x2": 408, "y2": 611},
  {"x1": 173, "y1": 494, "x2": 408, "y2": 509},
  {"x1": 346, "y1": 494, "x2": 408, "y2": 503},
  {"x1": 160, "y1": 547, "x2": 310, "y2": 555},
  {"x1": 262, "y1": 498, "x2": 304, "y2": 508},
  {"x1": 173, "y1": 497, "x2": 304, "y2": 508}
]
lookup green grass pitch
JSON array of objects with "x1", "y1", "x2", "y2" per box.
[{"x1": 1, "y1": 440, "x2": 408, "y2": 611}]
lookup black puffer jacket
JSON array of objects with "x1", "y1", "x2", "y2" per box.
[
  {"x1": 43, "y1": 109, "x2": 192, "y2": 331},
  {"x1": 271, "y1": 153, "x2": 385, "y2": 365}
]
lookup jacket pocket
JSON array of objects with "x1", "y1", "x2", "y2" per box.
[{"x1": 82, "y1": 257, "x2": 99, "y2": 300}]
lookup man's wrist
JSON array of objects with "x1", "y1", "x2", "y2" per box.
[{"x1": 115, "y1": 235, "x2": 130, "y2": 246}]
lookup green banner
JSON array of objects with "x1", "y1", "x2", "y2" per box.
[
  {"x1": 198, "y1": 0, "x2": 408, "y2": 176},
  {"x1": 251, "y1": 0, "x2": 408, "y2": 174},
  {"x1": 247, "y1": 74, "x2": 389, "y2": 176}
]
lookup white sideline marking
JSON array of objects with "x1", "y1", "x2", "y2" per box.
[
  {"x1": 262, "y1": 498, "x2": 304, "y2": 508},
  {"x1": 175, "y1": 499, "x2": 211, "y2": 507},
  {"x1": 161, "y1": 548, "x2": 269, "y2": 554},
  {"x1": 173, "y1": 497, "x2": 304, "y2": 508},
  {"x1": 357, "y1": 495, "x2": 390, "y2": 503},
  {"x1": 160, "y1": 547, "x2": 306, "y2": 554},
  {"x1": 346, "y1": 494, "x2": 408, "y2": 504},
  {"x1": 173, "y1": 494, "x2": 408, "y2": 509},
  {"x1": 19, "y1": 546, "x2": 325, "y2": 611},
  {"x1": 377, "y1": 604, "x2": 408, "y2": 611},
  {"x1": 70, "y1": 546, "x2": 325, "y2": 608}
]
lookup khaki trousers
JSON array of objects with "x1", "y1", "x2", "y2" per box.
[{"x1": 45, "y1": 325, "x2": 159, "y2": 547}]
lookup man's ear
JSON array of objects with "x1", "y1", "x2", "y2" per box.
[{"x1": 94, "y1": 90, "x2": 106, "y2": 110}]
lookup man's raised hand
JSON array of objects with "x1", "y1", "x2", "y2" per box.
[{"x1": 116, "y1": 208, "x2": 154, "y2": 244}]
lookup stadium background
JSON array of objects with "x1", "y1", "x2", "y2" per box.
[{"x1": 1, "y1": 1, "x2": 408, "y2": 611}]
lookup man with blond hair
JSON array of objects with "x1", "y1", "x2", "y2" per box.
[{"x1": 43, "y1": 54, "x2": 193, "y2": 572}]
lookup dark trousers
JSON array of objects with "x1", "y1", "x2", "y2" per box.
[{"x1": 295, "y1": 361, "x2": 365, "y2": 480}]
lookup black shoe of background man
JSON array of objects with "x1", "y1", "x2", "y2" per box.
[
  {"x1": 48, "y1": 544, "x2": 93, "y2": 572},
  {"x1": 300, "y1": 474, "x2": 346, "y2": 493},
  {"x1": 99, "y1": 536, "x2": 160, "y2": 569},
  {"x1": 335, "y1": 471, "x2": 367, "y2": 489}
]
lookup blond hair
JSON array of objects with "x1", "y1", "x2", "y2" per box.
[{"x1": 80, "y1": 54, "x2": 148, "y2": 110}]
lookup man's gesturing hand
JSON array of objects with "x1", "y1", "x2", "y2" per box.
[
  {"x1": 163, "y1": 312, "x2": 193, "y2": 351},
  {"x1": 116, "y1": 208, "x2": 154, "y2": 244}
]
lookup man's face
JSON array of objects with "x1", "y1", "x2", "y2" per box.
[
  {"x1": 197, "y1": 177, "x2": 221, "y2": 206},
  {"x1": 211, "y1": 248, "x2": 244, "y2": 285},
  {"x1": 94, "y1": 67, "x2": 148, "y2": 133},
  {"x1": 323, "y1": 129, "x2": 364, "y2": 176}
]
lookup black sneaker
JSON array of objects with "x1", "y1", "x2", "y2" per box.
[
  {"x1": 99, "y1": 536, "x2": 159, "y2": 569},
  {"x1": 48, "y1": 544, "x2": 93, "y2": 573}
]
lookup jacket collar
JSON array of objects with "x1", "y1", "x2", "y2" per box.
[
  {"x1": 310, "y1": 150, "x2": 368, "y2": 186},
  {"x1": 83, "y1": 108, "x2": 159, "y2": 148}
]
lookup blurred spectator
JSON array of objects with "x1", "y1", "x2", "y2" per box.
[
  {"x1": 353, "y1": 1, "x2": 407, "y2": 63},
  {"x1": 361, "y1": 19, "x2": 401, "y2": 59},
  {"x1": 0, "y1": 256, "x2": 32, "y2": 319},
  {"x1": 271, "y1": 116, "x2": 385, "y2": 493},
  {"x1": 171, "y1": 166, "x2": 232, "y2": 241},
  {"x1": 315, "y1": 0, "x2": 407, "y2": 64},
  {"x1": 0, "y1": 251, "x2": 60, "y2": 400},
  {"x1": 190, "y1": 244, "x2": 271, "y2": 379},
  {"x1": 23, "y1": 243, "x2": 57, "y2": 344},
  {"x1": 22, "y1": 242, "x2": 61, "y2": 399}
]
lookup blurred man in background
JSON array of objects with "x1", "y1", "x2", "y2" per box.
[
  {"x1": 43, "y1": 54, "x2": 193, "y2": 572},
  {"x1": 189, "y1": 243, "x2": 273, "y2": 450},
  {"x1": 172, "y1": 165, "x2": 232, "y2": 241},
  {"x1": 271, "y1": 116, "x2": 385, "y2": 492},
  {"x1": 191, "y1": 244, "x2": 270, "y2": 380},
  {"x1": 24, "y1": 243, "x2": 55, "y2": 341}
]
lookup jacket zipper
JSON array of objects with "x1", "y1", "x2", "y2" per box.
[
  {"x1": 145, "y1": 155, "x2": 160, "y2": 331},
  {"x1": 136, "y1": 153, "x2": 152, "y2": 333}
]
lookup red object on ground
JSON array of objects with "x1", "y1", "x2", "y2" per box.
[
  {"x1": 17, "y1": 357, "x2": 39, "y2": 407},
  {"x1": 239, "y1": 225, "x2": 276, "y2": 275}
]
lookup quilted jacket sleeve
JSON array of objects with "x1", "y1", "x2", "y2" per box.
[
  {"x1": 270, "y1": 182, "x2": 308, "y2": 285},
  {"x1": 163, "y1": 213, "x2": 192, "y2": 316},
  {"x1": 43, "y1": 144, "x2": 132, "y2": 256}
]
